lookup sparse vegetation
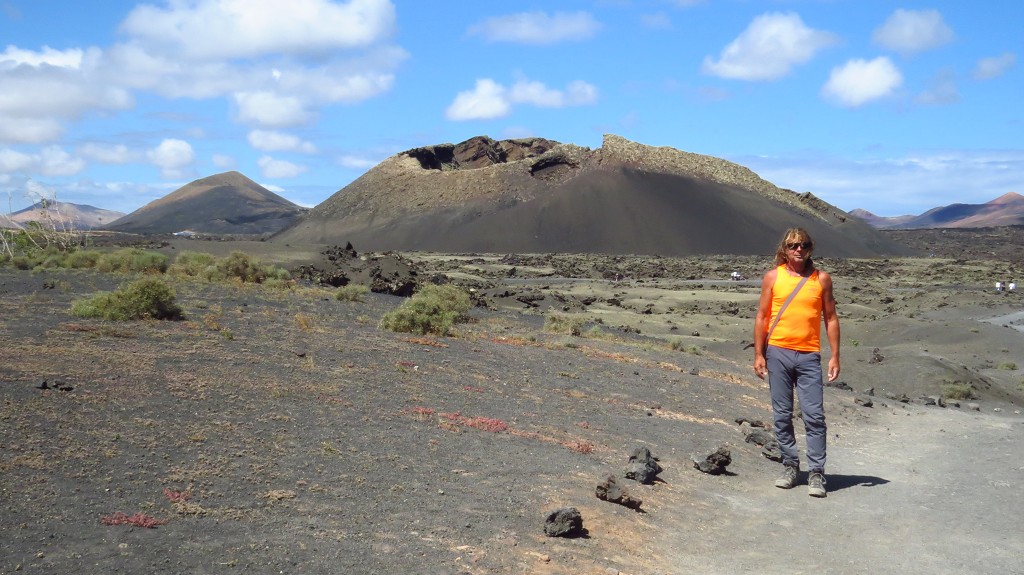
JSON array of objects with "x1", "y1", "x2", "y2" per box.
[
  {"x1": 167, "y1": 250, "x2": 217, "y2": 278},
  {"x1": 941, "y1": 382, "x2": 975, "y2": 401},
  {"x1": 544, "y1": 312, "x2": 585, "y2": 336},
  {"x1": 100, "y1": 512, "x2": 167, "y2": 529},
  {"x1": 379, "y1": 284, "x2": 471, "y2": 336},
  {"x1": 294, "y1": 312, "x2": 315, "y2": 331},
  {"x1": 0, "y1": 193, "x2": 86, "y2": 260},
  {"x1": 997, "y1": 361, "x2": 1018, "y2": 371},
  {"x1": 335, "y1": 284, "x2": 370, "y2": 302},
  {"x1": 213, "y1": 251, "x2": 290, "y2": 283},
  {"x1": 670, "y1": 339, "x2": 703, "y2": 355},
  {"x1": 96, "y1": 248, "x2": 169, "y2": 274},
  {"x1": 71, "y1": 277, "x2": 183, "y2": 321},
  {"x1": 64, "y1": 249, "x2": 102, "y2": 269}
]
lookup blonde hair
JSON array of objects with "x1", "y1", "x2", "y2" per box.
[{"x1": 774, "y1": 227, "x2": 815, "y2": 266}]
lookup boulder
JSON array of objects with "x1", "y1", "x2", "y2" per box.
[
  {"x1": 692, "y1": 447, "x2": 732, "y2": 475},
  {"x1": 595, "y1": 475, "x2": 642, "y2": 510},
  {"x1": 624, "y1": 447, "x2": 662, "y2": 484},
  {"x1": 543, "y1": 507, "x2": 584, "y2": 538}
]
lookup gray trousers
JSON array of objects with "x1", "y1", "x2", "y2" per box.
[{"x1": 767, "y1": 345, "x2": 827, "y2": 473}]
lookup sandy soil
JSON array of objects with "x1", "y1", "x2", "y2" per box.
[{"x1": 1, "y1": 237, "x2": 1023, "y2": 574}]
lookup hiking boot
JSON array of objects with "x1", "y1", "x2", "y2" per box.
[
  {"x1": 774, "y1": 465, "x2": 799, "y2": 489},
  {"x1": 808, "y1": 471, "x2": 827, "y2": 498}
]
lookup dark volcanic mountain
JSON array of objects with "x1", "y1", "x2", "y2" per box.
[
  {"x1": 853, "y1": 192, "x2": 1024, "y2": 229},
  {"x1": 105, "y1": 171, "x2": 307, "y2": 235},
  {"x1": 273, "y1": 134, "x2": 913, "y2": 258},
  {"x1": 2, "y1": 201, "x2": 124, "y2": 230}
]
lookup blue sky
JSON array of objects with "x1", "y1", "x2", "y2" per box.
[{"x1": 0, "y1": 0, "x2": 1020, "y2": 217}]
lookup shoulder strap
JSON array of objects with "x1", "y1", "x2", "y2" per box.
[{"x1": 766, "y1": 275, "x2": 810, "y2": 343}]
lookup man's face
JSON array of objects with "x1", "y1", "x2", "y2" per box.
[{"x1": 785, "y1": 238, "x2": 812, "y2": 263}]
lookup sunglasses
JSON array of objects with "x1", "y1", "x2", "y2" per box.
[{"x1": 787, "y1": 242, "x2": 813, "y2": 250}]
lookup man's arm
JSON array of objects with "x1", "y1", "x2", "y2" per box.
[
  {"x1": 819, "y1": 270, "x2": 841, "y2": 382},
  {"x1": 753, "y1": 269, "x2": 775, "y2": 380}
]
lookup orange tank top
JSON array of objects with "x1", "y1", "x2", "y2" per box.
[{"x1": 767, "y1": 265, "x2": 822, "y2": 352}]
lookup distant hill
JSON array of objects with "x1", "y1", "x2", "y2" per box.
[
  {"x1": 853, "y1": 192, "x2": 1024, "y2": 229},
  {"x1": 104, "y1": 171, "x2": 307, "y2": 235},
  {"x1": 1, "y1": 201, "x2": 124, "y2": 230},
  {"x1": 273, "y1": 134, "x2": 913, "y2": 258}
]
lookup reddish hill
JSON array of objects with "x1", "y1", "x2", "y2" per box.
[
  {"x1": 1, "y1": 201, "x2": 124, "y2": 230},
  {"x1": 853, "y1": 192, "x2": 1024, "y2": 229}
]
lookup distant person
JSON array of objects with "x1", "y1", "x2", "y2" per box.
[
  {"x1": 753, "y1": 228, "x2": 840, "y2": 498},
  {"x1": 997, "y1": 281, "x2": 1004, "y2": 292},
  {"x1": 1009, "y1": 281, "x2": 1016, "y2": 292}
]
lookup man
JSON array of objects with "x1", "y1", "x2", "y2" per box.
[{"x1": 753, "y1": 228, "x2": 840, "y2": 498}]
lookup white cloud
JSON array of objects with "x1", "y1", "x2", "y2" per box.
[
  {"x1": 276, "y1": 64, "x2": 398, "y2": 105},
  {"x1": 821, "y1": 57, "x2": 902, "y2": 108},
  {"x1": 742, "y1": 150, "x2": 1024, "y2": 216},
  {"x1": 0, "y1": 146, "x2": 85, "y2": 177},
  {"x1": 98, "y1": 0, "x2": 405, "y2": 130},
  {"x1": 119, "y1": 0, "x2": 396, "y2": 60},
  {"x1": 79, "y1": 143, "x2": 134, "y2": 164},
  {"x1": 147, "y1": 139, "x2": 195, "y2": 178},
  {"x1": 0, "y1": 148, "x2": 33, "y2": 173},
  {"x1": 234, "y1": 91, "x2": 311, "y2": 127},
  {"x1": 257, "y1": 156, "x2": 307, "y2": 178},
  {"x1": 248, "y1": 130, "x2": 317, "y2": 154},
  {"x1": 0, "y1": 45, "x2": 84, "y2": 68},
  {"x1": 212, "y1": 154, "x2": 236, "y2": 169},
  {"x1": 0, "y1": 117, "x2": 63, "y2": 144},
  {"x1": 872, "y1": 9, "x2": 954, "y2": 57},
  {"x1": 0, "y1": 46, "x2": 132, "y2": 144},
  {"x1": 446, "y1": 78, "x2": 598, "y2": 121},
  {"x1": 702, "y1": 12, "x2": 838, "y2": 81},
  {"x1": 468, "y1": 11, "x2": 601, "y2": 44},
  {"x1": 445, "y1": 79, "x2": 510, "y2": 121},
  {"x1": 338, "y1": 155, "x2": 379, "y2": 170},
  {"x1": 509, "y1": 81, "x2": 565, "y2": 107},
  {"x1": 973, "y1": 52, "x2": 1016, "y2": 80},
  {"x1": 38, "y1": 147, "x2": 85, "y2": 176}
]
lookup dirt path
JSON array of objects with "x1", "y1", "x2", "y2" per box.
[{"x1": 661, "y1": 405, "x2": 1024, "y2": 574}]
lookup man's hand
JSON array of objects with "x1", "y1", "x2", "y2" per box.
[
  {"x1": 753, "y1": 356, "x2": 767, "y2": 380},
  {"x1": 828, "y1": 357, "x2": 840, "y2": 382}
]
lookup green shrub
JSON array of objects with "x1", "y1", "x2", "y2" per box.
[
  {"x1": 941, "y1": 383, "x2": 975, "y2": 401},
  {"x1": 37, "y1": 253, "x2": 65, "y2": 270},
  {"x1": 379, "y1": 284, "x2": 471, "y2": 335},
  {"x1": 336, "y1": 284, "x2": 370, "y2": 302},
  {"x1": 96, "y1": 248, "x2": 168, "y2": 274},
  {"x1": 167, "y1": 250, "x2": 217, "y2": 278},
  {"x1": 64, "y1": 249, "x2": 102, "y2": 269},
  {"x1": 71, "y1": 277, "x2": 183, "y2": 321},
  {"x1": 210, "y1": 251, "x2": 289, "y2": 283},
  {"x1": 11, "y1": 255, "x2": 35, "y2": 270},
  {"x1": 997, "y1": 361, "x2": 1018, "y2": 371},
  {"x1": 544, "y1": 312, "x2": 585, "y2": 336},
  {"x1": 584, "y1": 326, "x2": 617, "y2": 341}
]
